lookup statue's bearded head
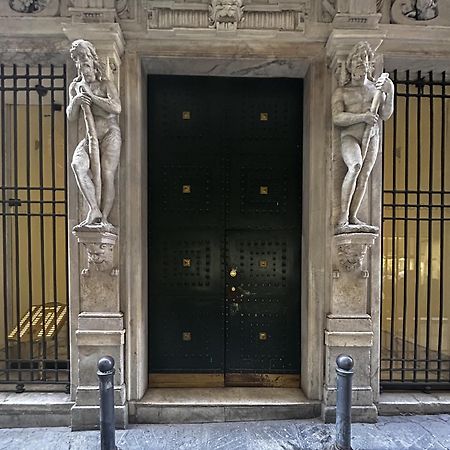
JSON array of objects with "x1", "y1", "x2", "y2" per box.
[
  {"x1": 70, "y1": 39, "x2": 105, "y2": 83},
  {"x1": 346, "y1": 41, "x2": 375, "y2": 84}
]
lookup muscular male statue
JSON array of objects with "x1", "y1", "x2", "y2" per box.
[
  {"x1": 332, "y1": 41, "x2": 394, "y2": 234},
  {"x1": 66, "y1": 39, "x2": 121, "y2": 232}
]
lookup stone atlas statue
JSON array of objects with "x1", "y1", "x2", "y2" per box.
[
  {"x1": 332, "y1": 41, "x2": 394, "y2": 235},
  {"x1": 66, "y1": 39, "x2": 121, "y2": 233}
]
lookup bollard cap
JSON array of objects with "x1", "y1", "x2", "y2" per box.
[
  {"x1": 336, "y1": 354, "x2": 354, "y2": 371},
  {"x1": 98, "y1": 355, "x2": 115, "y2": 373}
]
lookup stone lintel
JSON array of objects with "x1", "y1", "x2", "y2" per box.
[
  {"x1": 326, "y1": 314, "x2": 372, "y2": 332},
  {"x1": 76, "y1": 329, "x2": 125, "y2": 346},
  {"x1": 324, "y1": 330, "x2": 373, "y2": 347},
  {"x1": 78, "y1": 312, "x2": 124, "y2": 331}
]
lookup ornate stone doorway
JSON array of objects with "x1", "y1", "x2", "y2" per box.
[{"x1": 147, "y1": 75, "x2": 302, "y2": 387}]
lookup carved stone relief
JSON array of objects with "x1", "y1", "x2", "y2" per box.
[
  {"x1": 209, "y1": 0, "x2": 244, "y2": 30},
  {"x1": 391, "y1": 0, "x2": 450, "y2": 23},
  {"x1": 399, "y1": 0, "x2": 437, "y2": 20},
  {"x1": 2, "y1": 0, "x2": 59, "y2": 16},
  {"x1": 332, "y1": 41, "x2": 394, "y2": 235},
  {"x1": 322, "y1": 0, "x2": 337, "y2": 22},
  {"x1": 334, "y1": 232, "x2": 377, "y2": 274}
]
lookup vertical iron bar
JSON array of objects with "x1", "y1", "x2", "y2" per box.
[
  {"x1": 425, "y1": 72, "x2": 434, "y2": 382},
  {"x1": 13, "y1": 65, "x2": 22, "y2": 382},
  {"x1": 63, "y1": 64, "x2": 69, "y2": 382},
  {"x1": 413, "y1": 71, "x2": 422, "y2": 382},
  {"x1": 26, "y1": 64, "x2": 34, "y2": 381},
  {"x1": 401, "y1": 72, "x2": 410, "y2": 382},
  {"x1": 50, "y1": 65, "x2": 59, "y2": 381},
  {"x1": 389, "y1": 70, "x2": 398, "y2": 381},
  {"x1": 437, "y1": 71, "x2": 446, "y2": 381},
  {"x1": 1, "y1": 64, "x2": 10, "y2": 381},
  {"x1": 38, "y1": 64, "x2": 47, "y2": 374}
]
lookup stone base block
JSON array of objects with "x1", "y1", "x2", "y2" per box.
[
  {"x1": 321, "y1": 404, "x2": 378, "y2": 423},
  {"x1": 71, "y1": 404, "x2": 128, "y2": 431},
  {"x1": 132, "y1": 404, "x2": 321, "y2": 424}
]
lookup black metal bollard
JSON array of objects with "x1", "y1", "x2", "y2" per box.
[
  {"x1": 98, "y1": 356, "x2": 117, "y2": 450},
  {"x1": 334, "y1": 354, "x2": 354, "y2": 450}
]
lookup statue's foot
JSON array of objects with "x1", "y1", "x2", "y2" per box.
[
  {"x1": 335, "y1": 221, "x2": 350, "y2": 235},
  {"x1": 72, "y1": 209, "x2": 102, "y2": 232},
  {"x1": 85, "y1": 209, "x2": 102, "y2": 225},
  {"x1": 100, "y1": 219, "x2": 117, "y2": 234},
  {"x1": 349, "y1": 216, "x2": 367, "y2": 226}
]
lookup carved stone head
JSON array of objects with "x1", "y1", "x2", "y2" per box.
[
  {"x1": 345, "y1": 41, "x2": 375, "y2": 84},
  {"x1": 70, "y1": 39, "x2": 106, "y2": 83},
  {"x1": 337, "y1": 243, "x2": 368, "y2": 272},
  {"x1": 209, "y1": 0, "x2": 244, "y2": 28},
  {"x1": 85, "y1": 242, "x2": 114, "y2": 271}
]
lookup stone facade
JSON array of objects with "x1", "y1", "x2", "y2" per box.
[{"x1": 0, "y1": 0, "x2": 449, "y2": 429}]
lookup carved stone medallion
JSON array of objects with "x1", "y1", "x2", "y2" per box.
[{"x1": 9, "y1": 0, "x2": 49, "y2": 13}]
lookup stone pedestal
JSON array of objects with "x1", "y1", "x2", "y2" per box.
[
  {"x1": 323, "y1": 232, "x2": 378, "y2": 423},
  {"x1": 71, "y1": 230, "x2": 127, "y2": 431}
]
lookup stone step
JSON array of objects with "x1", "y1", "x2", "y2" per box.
[
  {"x1": 0, "y1": 392, "x2": 73, "y2": 428},
  {"x1": 130, "y1": 388, "x2": 320, "y2": 424}
]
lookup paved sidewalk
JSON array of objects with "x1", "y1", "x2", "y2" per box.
[{"x1": 0, "y1": 414, "x2": 448, "y2": 449}]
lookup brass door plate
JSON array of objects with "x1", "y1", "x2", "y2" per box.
[
  {"x1": 183, "y1": 258, "x2": 191, "y2": 267},
  {"x1": 182, "y1": 184, "x2": 191, "y2": 194},
  {"x1": 182, "y1": 332, "x2": 192, "y2": 341},
  {"x1": 260, "y1": 186, "x2": 268, "y2": 195},
  {"x1": 259, "y1": 260, "x2": 268, "y2": 269},
  {"x1": 259, "y1": 332, "x2": 268, "y2": 341},
  {"x1": 260, "y1": 112, "x2": 269, "y2": 121},
  {"x1": 182, "y1": 111, "x2": 191, "y2": 120}
]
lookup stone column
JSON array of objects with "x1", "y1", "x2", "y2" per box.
[
  {"x1": 323, "y1": 15, "x2": 390, "y2": 421},
  {"x1": 63, "y1": 8, "x2": 127, "y2": 430}
]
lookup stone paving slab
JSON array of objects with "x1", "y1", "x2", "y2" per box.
[{"x1": 0, "y1": 414, "x2": 448, "y2": 450}]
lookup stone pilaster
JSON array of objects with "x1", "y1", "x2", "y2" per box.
[
  {"x1": 323, "y1": 26, "x2": 387, "y2": 423},
  {"x1": 63, "y1": 11, "x2": 127, "y2": 431}
]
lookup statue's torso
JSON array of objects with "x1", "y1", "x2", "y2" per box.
[{"x1": 341, "y1": 82, "x2": 378, "y2": 141}]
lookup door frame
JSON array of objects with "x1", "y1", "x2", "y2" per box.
[{"x1": 122, "y1": 54, "x2": 330, "y2": 402}]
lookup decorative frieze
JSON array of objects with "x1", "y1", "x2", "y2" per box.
[{"x1": 145, "y1": 0, "x2": 310, "y2": 32}]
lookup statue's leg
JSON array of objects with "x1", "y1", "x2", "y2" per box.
[
  {"x1": 338, "y1": 135, "x2": 363, "y2": 227},
  {"x1": 99, "y1": 128, "x2": 121, "y2": 225},
  {"x1": 349, "y1": 133, "x2": 380, "y2": 224},
  {"x1": 71, "y1": 139, "x2": 102, "y2": 225}
]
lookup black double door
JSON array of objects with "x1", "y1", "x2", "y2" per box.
[{"x1": 148, "y1": 76, "x2": 302, "y2": 383}]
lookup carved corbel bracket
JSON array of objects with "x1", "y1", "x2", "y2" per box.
[
  {"x1": 334, "y1": 232, "x2": 377, "y2": 275},
  {"x1": 73, "y1": 230, "x2": 118, "y2": 278}
]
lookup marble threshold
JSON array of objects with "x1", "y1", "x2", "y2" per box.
[{"x1": 129, "y1": 387, "x2": 321, "y2": 424}]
